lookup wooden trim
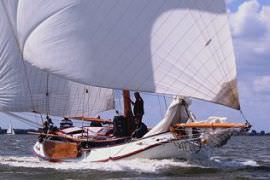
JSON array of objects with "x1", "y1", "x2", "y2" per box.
[
  {"x1": 67, "y1": 116, "x2": 113, "y2": 124},
  {"x1": 28, "y1": 132, "x2": 83, "y2": 142},
  {"x1": 174, "y1": 122, "x2": 249, "y2": 129}
]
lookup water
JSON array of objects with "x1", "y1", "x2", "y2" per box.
[{"x1": 0, "y1": 135, "x2": 269, "y2": 179}]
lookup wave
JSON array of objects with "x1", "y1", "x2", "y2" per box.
[
  {"x1": 0, "y1": 154, "x2": 261, "y2": 173},
  {"x1": 0, "y1": 156, "x2": 200, "y2": 173},
  {"x1": 210, "y1": 156, "x2": 259, "y2": 168}
]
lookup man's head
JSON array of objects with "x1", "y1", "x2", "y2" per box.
[
  {"x1": 134, "y1": 92, "x2": 140, "y2": 99},
  {"x1": 43, "y1": 121, "x2": 49, "y2": 127}
]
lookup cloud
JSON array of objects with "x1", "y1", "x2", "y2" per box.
[
  {"x1": 225, "y1": 1, "x2": 270, "y2": 130},
  {"x1": 253, "y1": 75, "x2": 270, "y2": 93},
  {"x1": 230, "y1": 0, "x2": 268, "y2": 38},
  {"x1": 229, "y1": 0, "x2": 270, "y2": 66},
  {"x1": 227, "y1": 0, "x2": 270, "y2": 91}
]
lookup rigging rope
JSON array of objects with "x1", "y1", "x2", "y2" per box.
[
  {"x1": 81, "y1": 87, "x2": 87, "y2": 128},
  {"x1": 157, "y1": 96, "x2": 163, "y2": 120},
  {"x1": 239, "y1": 109, "x2": 250, "y2": 125},
  {"x1": 46, "y1": 73, "x2": 50, "y2": 116},
  {"x1": 4, "y1": 112, "x2": 42, "y2": 128},
  {"x1": 163, "y1": 96, "x2": 168, "y2": 109},
  {"x1": 39, "y1": 113, "x2": 44, "y2": 124}
]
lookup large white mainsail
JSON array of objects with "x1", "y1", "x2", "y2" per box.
[
  {"x1": 0, "y1": 1, "x2": 114, "y2": 117},
  {"x1": 2, "y1": 0, "x2": 239, "y2": 109}
]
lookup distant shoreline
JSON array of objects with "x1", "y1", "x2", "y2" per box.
[
  {"x1": 0, "y1": 129, "x2": 39, "y2": 135},
  {"x1": 0, "y1": 128, "x2": 269, "y2": 136}
]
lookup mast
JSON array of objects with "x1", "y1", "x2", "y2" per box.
[
  {"x1": 123, "y1": 90, "x2": 133, "y2": 134},
  {"x1": 123, "y1": 90, "x2": 132, "y2": 118}
]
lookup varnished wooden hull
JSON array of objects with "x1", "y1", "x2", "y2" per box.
[{"x1": 43, "y1": 140, "x2": 79, "y2": 160}]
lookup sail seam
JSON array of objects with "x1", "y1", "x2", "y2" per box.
[
  {"x1": 105, "y1": 0, "x2": 167, "y2": 87},
  {"x1": 1, "y1": 0, "x2": 36, "y2": 112},
  {"x1": 174, "y1": 3, "x2": 223, "y2": 96},
  {"x1": 21, "y1": 4, "x2": 76, "y2": 56},
  {"x1": 137, "y1": 1, "x2": 218, "y2": 98},
  {"x1": 191, "y1": 0, "x2": 239, "y2": 108},
  {"x1": 131, "y1": 1, "x2": 218, "y2": 98},
  {"x1": 163, "y1": 0, "x2": 218, "y2": 96}
]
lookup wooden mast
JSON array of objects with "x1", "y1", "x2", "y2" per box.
[
  {"x1": 123, "y1": 90, "x2": 133, "y2": 134},
  {"x1": 123, "y1": 90, "x2": 132, "y2": 117}
]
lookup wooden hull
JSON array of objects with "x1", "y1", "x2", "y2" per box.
[{"x1": 43, "y1": 140, "x2": 79, "y2": 160}]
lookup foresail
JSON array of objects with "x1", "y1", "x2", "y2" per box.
[
  {"x1": 4, "y1": 0, "x2": 239, "y2": 109},
  {"x1": 0, "y1": 1, "x2": 114, "y2": 117},
  {"x1": 19, "y1": 66, "x2": 115, "y2": 117}
]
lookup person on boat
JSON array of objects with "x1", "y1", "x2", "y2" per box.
[
  {"x1": 39, "y1": 121, "x2": 49, "y2": 142},
  {"x1": 45, "y1": 115, "x2": 58, "y2": 132},
  {"x1": 90, "y1": 115, "x2": 103, "y2": 127},
  {"x1": 46, "y1": 115, "x2": 53, "y2": 127},
  {"x1": 42, "y1": 120, "x2": 49, "y2": 133},
  {"x1": 131, "y1": 92, "x2": 144, "y2": 128},
  {"x1": 60, "y1": 117, "x2": 73, "y2": 129}
]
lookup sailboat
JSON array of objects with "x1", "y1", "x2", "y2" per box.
[
  {"x1": 0, "y1": 0, "x2": 251, "y2": 162},
  {"x1": 6, "y1": 120, "x2": 15, "y2": 135}
]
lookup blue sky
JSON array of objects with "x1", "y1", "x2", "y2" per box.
[
  {"x1": 225, "y1": 0, "x2": 270, "y2": 131},
  {"x1": 0, "y1": 0, "x2": 269, "y2": 131}
]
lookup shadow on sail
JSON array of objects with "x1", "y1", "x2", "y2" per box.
[{"x1": 18, "y1": 0, "x2": 227, "y2": 96}]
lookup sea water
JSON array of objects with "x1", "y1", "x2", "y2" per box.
[{"x1": 0, "y1": 135, "x2": 269, "y2": 179}]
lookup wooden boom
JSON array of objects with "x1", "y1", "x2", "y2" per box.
[
  {"x1": 174, "y1": 122, "x2": 249, "y2": 129},
  {"x1": 67, "y1": 116, "x2": 113, "y2": 124},
  {"x1": 28, "y1": 132, "x2": 84, "y2": 142}
]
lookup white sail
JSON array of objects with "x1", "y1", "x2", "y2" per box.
[
  {"x1": 2, "y1": 0, "x2": 239, "y2": 109},
  {"x1": 6, "y1": 120, "x2": 15, "y2": 135},
  {"x1": 6, "y1": 127, "x2": 15, "y2": 135},
  {"x1": 144, "y1": 96, "x2": 192, "y2": 137},
  {"x1": 0, "y1": 1, "x2": 114, "y2": 117}
]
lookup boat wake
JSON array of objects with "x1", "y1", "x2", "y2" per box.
[
  {"x1": 209, "y1": 156, "x2": 259, "y2": 168},
  {"x1": 0, "y1": 155, "x2": 260, "y2": 173},
  {"x1": 0, "y1": 156, "x2": 200, "y2": 173}
]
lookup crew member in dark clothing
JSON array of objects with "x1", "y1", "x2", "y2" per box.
[
  {"x1": 42, "y1": 121, "x2": 49, "y2": 133},
  {"x1": 46, "y1": 115, "x2": 53, "y2": 128},
  {"x1": 60, "y1": 117, "x2": 73, "y2": 129},
  {"x1": 45, "y1": 115, "x2": 58, "y2": 132},
  {"x1": 90, "y1": 115, "x2": 103, "y2": 127},
  {"x1": 131, "y1": 92, "x2": 144, "y2": 128}
]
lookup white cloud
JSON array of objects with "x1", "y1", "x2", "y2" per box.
[
  {"x1": 226, "y1": 1, "x2": 270, "y2": 130},
  {"x1": 229, "y1": 0, "x2": 270, "y2": 63},
  {"x1": 253, "y1": 76, "x2": 270, "y2": 93},
  {"x1": 230, "y1": 0, "x2": 268, "y2": 38}
]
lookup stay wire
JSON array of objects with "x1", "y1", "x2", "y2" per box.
[
  {"x1": 163, "y1": 96, "x2": 168, "y2": 109},
  {"x1": 46, "y1": 73, "x2": 50, "y2": 116},
  {"x1": 239, "y1": 109, "x2": 250, "y2": 125},
  {"x1": 157, "y1": 96, "x2": 163, "y2": 120}
]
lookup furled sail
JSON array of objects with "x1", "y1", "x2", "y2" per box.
[
  {"x1": 0, "y1": 1, "x2": 114, "y2": 117},
  {"x1": 2, "y1": 0, "x2": 240, "y2": 109}
]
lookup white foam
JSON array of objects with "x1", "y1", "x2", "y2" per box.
[
  {"x1": 0, "y1": 156, "x2": 199, "y2": 173},
  {"x1": 240, "y1": 160, "x2": 259, "y2": 167},
  {"x1": 209, "y1": 156, "x2": 259, "y2": 168}
]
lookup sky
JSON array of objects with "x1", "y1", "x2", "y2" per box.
[{"x1": 0, "y1": 0, "x2": 269, "y2": 131}]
